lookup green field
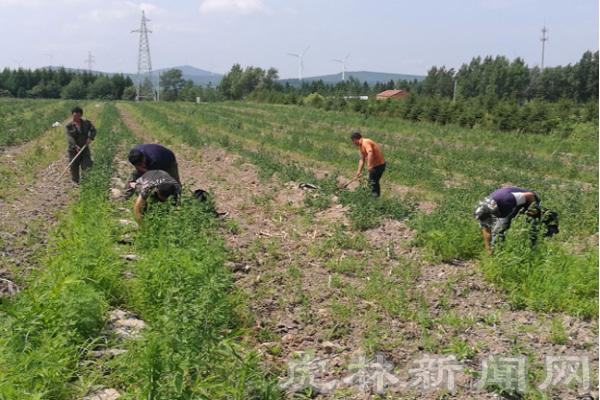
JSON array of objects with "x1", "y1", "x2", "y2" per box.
[{"x1": 0, "y1": 99, "x2": 597, "y2": 399}]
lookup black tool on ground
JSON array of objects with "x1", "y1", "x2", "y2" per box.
[
  {"x1": 193, "y1": 189, "x2": 209, "y2": 202},
  {"x1": 298, "y1": 182, "x2": 319, "y2": 190},
  {"x1": 192, "y1": 188, "x2": 228, "y2": 218}
]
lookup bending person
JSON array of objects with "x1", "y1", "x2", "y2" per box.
[
  {"x1": 350, "y1": 132, "x2": 386, "y2": 197},
  {"x1": 473, "y1": 186, "x2": 558, "y2": 255},
  {"x1": 125, "y1": 143, "x2": 180, "y2": 198},
  {"x1": 132, "y1": 170, "x2": 181, "y2": 222}
]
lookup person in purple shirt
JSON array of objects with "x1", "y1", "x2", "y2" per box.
[
  {"x1": 473, "y1": 186, "x2": 541, "y2": 254},
  {"x1": 125, "y1": 144, "x2": 180, "y2": 198}
]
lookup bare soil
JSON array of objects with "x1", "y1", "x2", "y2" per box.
[
  {"x1": 116, "y1": 106, "x2": 598, "y2": 399},
  {"x1": 0, "y1": 128, "x2": 76, "y2": 297}
]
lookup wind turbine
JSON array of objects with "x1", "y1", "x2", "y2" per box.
[
  {"x1": 332, "y1": 53, "x2": 350, "y2": 81},
  {"x1": 43, "y1": 53, "x2": 54, "y2": 67},
  {"x1": 287, "y1": 46, "x2": 310, "y2": 81}
]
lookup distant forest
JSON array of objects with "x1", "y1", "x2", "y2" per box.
[
  {"x1": 0, "y1": 51, "x2": 597, "y2": 105},
  {"x1": 0, "y1": 68, "x2": 135, "y2": 100}
]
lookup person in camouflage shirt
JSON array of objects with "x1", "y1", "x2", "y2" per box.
[
  {"x1": 130, "y1": 170, "x2": 181, "y2": 221},
  {"x1": 65, "y1": 106, "x2": 96, "y2": 183},
  {"x1": 124, "y1": 143, "x2": 180, "y2": 198}
]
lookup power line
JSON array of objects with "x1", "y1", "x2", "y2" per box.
[{"x1": 84, "y1": 51, "x2": 95, "y2": 71}]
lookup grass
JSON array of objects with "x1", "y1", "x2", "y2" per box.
[
  {"x1": 0, "y1": 101, "x2": 100, "y2": 201},
  {"x1": 0, "y1": 103, "x2": 126, "y2": 398},
  {"x1": 481, "y1": 219, "x2": 598, "y2": 318},
  {"x1": 126, "y1": 100, "x2": 598, "y2": 318},
  {"x1": 101, "y1": 127, "x2": 278, "y2": 398},
  {"x1": 0, "y1": 99, "x2": 69, "y2": 147}
]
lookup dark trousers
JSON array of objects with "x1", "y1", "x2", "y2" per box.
[
  {"x1": 68, "y1": 148, "x2": 93, "y2": 183},
  {"x1": 368, "y1": 162, "x2": 386, "y2": 197}
]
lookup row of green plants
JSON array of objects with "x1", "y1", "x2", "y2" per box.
[
  {"x1": 1, "y1": 101, "x2": 279, "y2": 398},
  {"x1": 127, "y1": 102, "x2": 413, "y2": 231},
  {"x1": 0, "y1": 99, "x2": 68, "y2": 146},
  {"x1": 255, "y1": 90, "x2": 598, "y2": 135},
  {"x1": 179, "y1": 100, "x2": 598, "y2": 186},
  {"x1": 106, "y1": 190, "x2": 279, "y2": 398},
  {"x1": 153, "y1": 101, "x2": 598, "y2": 244},
  {"x1": 481, "y1": 218, "x2": 598, "y2": 318},
  {"x1": 136, "y1": 101, "x2": 598, "y2": 318},
  {"x1": 0, "y1": 98, "x2": 50, "y2": 118},
  {"x1": 0, "y1": 103, "x2": 127, "y2": 398},
  {"x1": 64, "y1": 103, "x2": 279, "y2": 398}
]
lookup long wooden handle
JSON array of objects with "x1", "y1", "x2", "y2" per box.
[{"x1": 57, "y1": 144, "x2": 88, "y2": 181}]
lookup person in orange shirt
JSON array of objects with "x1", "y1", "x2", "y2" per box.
[{"x1": 350, "y1": 132, "x2": 386, "y2": 196}]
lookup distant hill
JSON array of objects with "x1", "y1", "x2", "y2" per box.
[
  {"x1": 150, "y1": 65, "x2": 223, "y2": 86},
  {"x1": 43, "y1": 66, "x2": 422, "y2": 87},
  {"x1": 45, "y1": 65, "x2": 223, "y2": 86},
  {"x1": 280, "y1": 70, "x2": 425, "y2": 85}
]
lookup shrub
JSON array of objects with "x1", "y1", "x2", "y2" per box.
[{"x1": 303, "y1": 92, "x2": 325, "y2": 108}]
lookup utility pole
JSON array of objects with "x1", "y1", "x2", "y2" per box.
[
  {"x1": 131, "y1": 10, "x2": 156, "y2": 101},
  {"x1": 540, "y1": 25, "x2": 548, "y2": 69},
  {"x1": 43, "y1": 53, "x2": 54, "y2": 67},
  {"x1": 157, "y1": 70, "x2": 160, "y2": 102},
  {"x1": 84, "y1": 51, "x2": 95, "y2": 71},
  {"x1": 452, "y1": 78, "x2": 457, "y2": 103}
]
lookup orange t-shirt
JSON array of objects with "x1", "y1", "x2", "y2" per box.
[{"x1": 359, "y1": 138, "x2": 385, "y2": 169}]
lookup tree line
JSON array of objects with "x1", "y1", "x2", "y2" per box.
[
  {"x1": 216, "y1": 50, "x2": 598, "y2": 104},
  {"x1": 210, "y1": 51, "x2": 598, "y2": 134},
  {"x1": 0, "y1": 67, "x2": 135, "y2": 99}
]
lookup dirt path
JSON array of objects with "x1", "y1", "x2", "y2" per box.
[
  {"x1": 117, "y1": 105, "x2": 598, "y2": 399},
  {"x1": 0, "y1": 110, "x2": 100, "y2": 296},
  {"x1": 0, "y1": 144, "x2": 75, "y2": 296}
]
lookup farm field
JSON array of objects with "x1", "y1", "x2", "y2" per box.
[{"x1": 0, "y1": 98, "x2": 598, "y2": 399}]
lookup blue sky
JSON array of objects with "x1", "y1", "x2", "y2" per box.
[{"x1": 0, "y1": 0, "x2": 597, "y2": 78}]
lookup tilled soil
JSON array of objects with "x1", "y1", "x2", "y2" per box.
[
  {"x1": 0, "y1": 129, "x2": 76, "y2": 297},
  {"x1": 116, "y1": 106, "x2": 598, "y2": 399}
]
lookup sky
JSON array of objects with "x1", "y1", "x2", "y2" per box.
[{"x1": 0, "y1": 0, "x2": 597, "y2": 78}]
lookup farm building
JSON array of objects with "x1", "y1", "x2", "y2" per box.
[{"x1": 376, "y1": 89, "x2": 409, "y2": 100}]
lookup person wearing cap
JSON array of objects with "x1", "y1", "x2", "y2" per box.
[
  {"x1": 350, "y1": 132, "x2": 386, "y2": 197},
  {"x1": 132, "y1": 170, "x2": 181, "y2": 221},
  {"x1": 473, "y1": 186, "x2": 558, "y2": 255},
  {"x1": 125, "y1": 143, "x2": 180, "y2": 198}
]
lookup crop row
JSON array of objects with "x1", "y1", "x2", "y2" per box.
[
  {"x1": 150, "y1": 101, "x2": 598, "y2": 244},
  {"x1": 126, "y1": 101, "x2": 598, "y2": 318},
  {"x1": 93, "y1": 113, "x2": 278, "y2": 398},
  {"x1": 123, "y1": 102, "x2": 413, "y2": 231},
  {"x1": 0, "y1": 103, "x2": 128, "y2": 398},
  {"x1": 0, "y1": 99, "x2": 69, "y2": 147},
  {"x1": 1, "y1": 102, "x2": 279, "y2": 398}
]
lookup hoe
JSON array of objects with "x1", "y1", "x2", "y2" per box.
[{"x1": 56, "y1": 144, "x2": 88, "y2": 182}]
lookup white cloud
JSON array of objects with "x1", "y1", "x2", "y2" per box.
[
  {"x1": 78, "y1": 1, "x2": 164, "y2": 23},
  {"x1": 199, "y1": 0, "x2": 267, "y2": 15},
  {"x1": 0, "y1": 0, "x2": 86, "y2": 7},
  {"x1": 480, "y1": 0, "x2": 515, "y2": 10},
  {"x1": 125, "y1": 1, "x2": 162, "y2": 14}
]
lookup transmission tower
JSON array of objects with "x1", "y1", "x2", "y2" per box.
[
  {"x1": 131, "y1": 10, "x2": 156, "y2": 101},
  {"x1": 540, "y1": 25, "x2": 548, "y2": 69},
  {"x1": 84, "y1": 51, "x2": 95, "y2": 71}
]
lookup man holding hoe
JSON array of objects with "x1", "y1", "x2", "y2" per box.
[
  {"x1": 350, "y1": 132, "x2": 386, "y2": 197},
  {"x1": 65, "y1": 106, "x2": 96, "y2": 184}
]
